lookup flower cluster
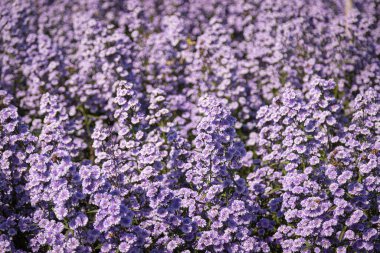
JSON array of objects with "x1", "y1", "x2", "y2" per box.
[{"x1": 0, "y1": 0, "x2": 379, "y2": 252}]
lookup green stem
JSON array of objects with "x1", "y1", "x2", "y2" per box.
[{"x1": 78, "y1": 105, "x2": 95, "y2": 163}]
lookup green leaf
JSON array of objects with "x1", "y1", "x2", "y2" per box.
[{"x1": 339, "y1": 226, "x2": 347, "y2": 241}]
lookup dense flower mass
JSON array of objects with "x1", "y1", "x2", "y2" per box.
[{"x1": 0, "y1": 0, "x2": 379, "y2": 252}]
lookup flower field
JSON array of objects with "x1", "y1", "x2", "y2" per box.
[{"x1": 0, "y1": 0, "x2": 379, "y2": 252}]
